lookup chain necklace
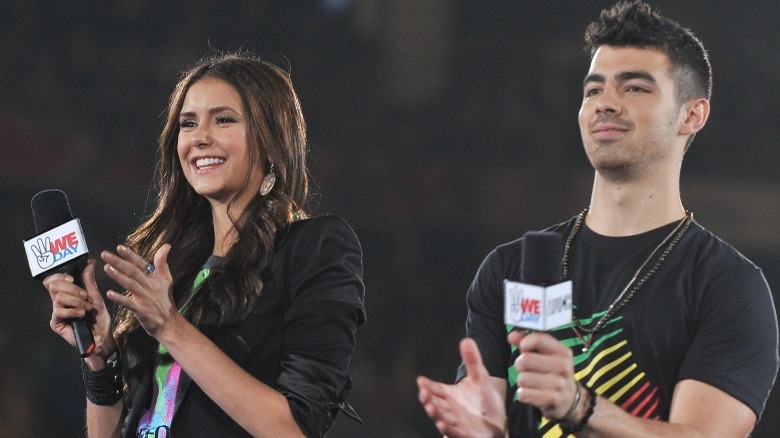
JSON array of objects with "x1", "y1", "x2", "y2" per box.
[{"x1": 563, "y1": 207, "x2": 693, "y2": 352}]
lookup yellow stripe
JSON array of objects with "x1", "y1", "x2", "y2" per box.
[
  {"x1": 542, "y1": 423, "x2": 566, "y2": 438},
  {"x1": 574, "y1": 339, "x2": 627, "y2": 380},
  {"x1": 596, "y1": 363, "x2": 638, "y2": 395},
  {"x1": 589, "y1": 352, "x2": 631, "y2": 383},
  {"x1": 609, "y1": 372, "x2": 646, "y2": 402}
]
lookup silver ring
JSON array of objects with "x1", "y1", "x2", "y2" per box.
[{"x1": 144, "y1": 263, "x2": 155, "y2": 276}]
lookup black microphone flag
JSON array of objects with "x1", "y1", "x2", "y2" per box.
[{"x1": 24, "y1": 189, "x2": 96, "y2": 357}]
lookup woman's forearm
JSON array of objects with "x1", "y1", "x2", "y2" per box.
[
  {"x1": 86, "y1": 399, "x2": 123, "y2": 438},
  {"x1": 157, "y1": 313, "x2": 305, "y2": 438}
]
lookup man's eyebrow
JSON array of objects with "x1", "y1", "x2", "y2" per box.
[
  {"x1": 583, "y1": 73, "x2": 605, "y2": 86},
  {"x1": 583, "y1": 71, "x2": 657, "y2": 87},
  {"x1": 616, "y1": 70, "x2": 657, "y2": 83}
]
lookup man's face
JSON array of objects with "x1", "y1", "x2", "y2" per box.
[{"x1": 578, "y1": 45, "x2": 685, "y2": 176}]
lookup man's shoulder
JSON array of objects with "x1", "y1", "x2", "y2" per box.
[
  {"x1": 685, "y1": 221, "x2": 762, "y2": 271},
  {"x1": 492, "y1": 217, "x2": 577, "y2": 257},
  {"x1": 476, "y1": 217, "x2": 578, "y2": 279}
]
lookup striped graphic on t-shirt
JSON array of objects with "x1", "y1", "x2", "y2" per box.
[
  {"x1": 136, "y1": 267, "x2": 212, "y2": 438},
  {"x1": 507, "y1": 310, "x2": 661, "y2": 437}
]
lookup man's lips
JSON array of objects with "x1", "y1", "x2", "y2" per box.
[{"x1": 591, "y1": 123, "x2": 629, "y2": 140}]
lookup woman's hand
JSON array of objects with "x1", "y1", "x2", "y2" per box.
[
  {"x1": 103, "y1": 244, "x2": 177, "y2": 339},
  {"x1": 44, "y1": 259, "x2": 116, "y2": 366}
]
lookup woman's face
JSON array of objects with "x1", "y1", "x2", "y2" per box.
[{"x1": 177, "y1": 76, "x2": 264, "y2": 208}]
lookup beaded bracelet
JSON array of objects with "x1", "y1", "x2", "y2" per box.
[
  {"x1": 81, "y1": 351, "x2": 124, "y2": 406},
  {"x1": 560, "y1": 384, "x2": 596, "y2": 435}
]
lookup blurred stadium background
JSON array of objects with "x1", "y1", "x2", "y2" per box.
[{"x1": 2, "y1": 1, "x2": 778, "y2": 436}]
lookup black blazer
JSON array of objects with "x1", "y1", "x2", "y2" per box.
[{"x1": 120, "y1": 215, "x2": 366, "y2": 437}]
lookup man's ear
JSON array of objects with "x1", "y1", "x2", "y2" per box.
[{"x1": 679, "y1": 98, "x2": 710, "y2": 136}]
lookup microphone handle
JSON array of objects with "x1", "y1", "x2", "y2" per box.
[
  {"x1": 72, "y1": 318, "x2": 95, "y2": 357},
  {"x1": 70, "y1": 265, "x2": 96, "y2": 358},
  {"x1": 527, "y1": 404, "x2": 539, "y2": 431}
]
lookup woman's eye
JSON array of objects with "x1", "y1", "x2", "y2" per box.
[
  {"x1": 179, "y1": 120, "x2": 195, "y2": 128},
  {"x1": 216, "y1": 116, "x2": 236, "y2": 124}
]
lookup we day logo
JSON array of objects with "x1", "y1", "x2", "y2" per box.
[
  {"x1": 512, "y1": 289, "x2": 541, "y2": 324},
  {"x1": 504, "y1": 280, "x2": 544, "y2": 330},
  {"x1": 24, "y1": 218, "x2": 88, "y2": 277}
]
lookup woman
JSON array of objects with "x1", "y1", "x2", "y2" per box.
[{"x1": 44, "y1": 52, "x2": 366, "y2": 437}]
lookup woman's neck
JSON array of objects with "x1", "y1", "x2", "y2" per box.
[{"x1": 211, "y1": 205, "x2": 240, "y2": 257}]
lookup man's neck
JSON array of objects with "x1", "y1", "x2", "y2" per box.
[{"x1": 585, "y1": 171, "x2": 686, "y2": 236}]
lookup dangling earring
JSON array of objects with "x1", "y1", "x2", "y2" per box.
[{"x1": 260, "y1": 163, "x2": 276, "y2": 196}]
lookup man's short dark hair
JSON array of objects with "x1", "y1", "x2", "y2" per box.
[{"x1": 585, "y1": 1, "x2": 712, "y2": 104}]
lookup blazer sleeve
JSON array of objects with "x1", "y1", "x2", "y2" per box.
[{"x1": 276, "y1": 215, "x2": 366, "y2": 437}]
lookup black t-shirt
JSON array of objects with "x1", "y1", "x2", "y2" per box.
[{"x1": 458, "y1": 216, "x2": 778, "y2": 437}]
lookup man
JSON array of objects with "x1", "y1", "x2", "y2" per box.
[{"x1": 417, "y1": 1, "x2": 779, "y2": 437}]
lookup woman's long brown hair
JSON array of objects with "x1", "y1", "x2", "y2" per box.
[{"x1": 114, "y1": 51, "x2": 309, "y2": 347}]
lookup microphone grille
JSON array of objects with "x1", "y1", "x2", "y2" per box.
[
  {"x1": 521, "y1": 231, "x2": 564, "y2": 285},
  {"x1": 31, "y1": 189, "x2": 74, "y2": 234}
]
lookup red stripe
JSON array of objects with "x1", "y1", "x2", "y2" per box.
[
  {"x1": 630, "y1": 386, "x2": 658, "y2": 416},
  {"x1": 620, "y1": 381, "x2": 649, "y2": 410},
  {"x1": 642, "y1": 397, "x2": 660, "y2": 419}
]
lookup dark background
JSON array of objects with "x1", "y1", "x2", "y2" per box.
[{"x1": 2, "y1": 1, "x2": 778, "y2": 436}]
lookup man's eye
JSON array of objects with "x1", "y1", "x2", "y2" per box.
[{"x1": 584, "y1": 88, "x2": 601, "y2": 97}]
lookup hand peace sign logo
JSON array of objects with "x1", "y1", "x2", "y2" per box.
[{"x1": 31, "y1": 237, "x2": 55, "y2": 269}]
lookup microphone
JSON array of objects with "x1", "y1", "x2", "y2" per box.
[
  {"x1": 504, "y1": 231, "x2": 572, "y2": 330},
  {"x1": 503, "y1": 231, "x2": 573, "y2": 432},
  {"x1": 24, "y1": 189, "x2": 96, "y2": 357}
]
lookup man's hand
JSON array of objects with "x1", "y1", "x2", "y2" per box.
[
  {"x1": 417, "y1": 338, "x2": 506, "y2": 438},
  {"x1": 508, "y1": 330, "x2": 581, "y2": 422}
]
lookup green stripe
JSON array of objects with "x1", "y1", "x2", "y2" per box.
[{"x1": 158, "y1": 267, "x2": 211, "y2": 355}]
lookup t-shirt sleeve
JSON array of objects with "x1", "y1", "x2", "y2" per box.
[
  {"x1": 456, "y1": 247, "x2": 513, "y2": 382},
  {"x1": 276, "y1": 216, "x2": 366, "y2": 437},
  {"x1": 677, "y1": 263, "x2": 779, "y2": 420}
]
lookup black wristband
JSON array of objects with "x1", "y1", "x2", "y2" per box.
[
  {"x1": 560, "y1": 384, "x2": 596, "y2": 435},
  {"x1": 82, "y1": 351, "x2": 124, "y2": 406}
]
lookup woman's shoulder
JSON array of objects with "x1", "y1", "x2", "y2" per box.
[
  {"x1": 276, "y1": 214, "x2": 362, "y2": 256},
  {"x1": 286, "y1": 214, "x2": 359, "y2": 243},
  {"x1": 271, "y1": 214, "x2": 365, "y2": 310},
  {"x1": 290, "y1": 213, "x2": 356, "y2": 233}
]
